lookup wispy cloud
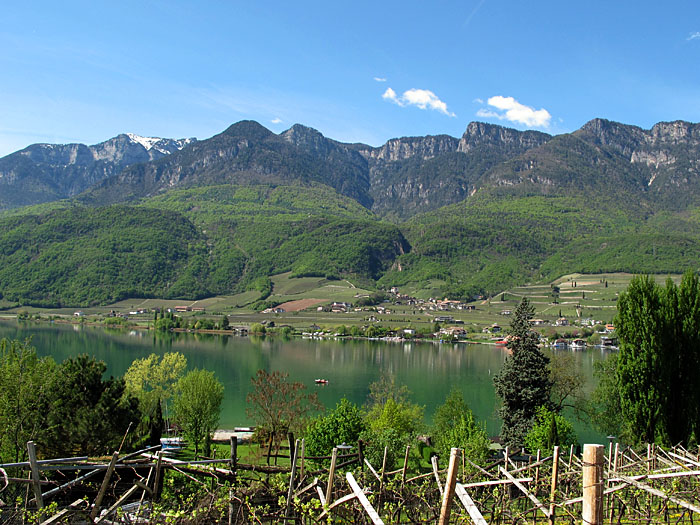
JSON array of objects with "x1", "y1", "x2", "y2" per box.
[
  {"x1": 476, "y1": 95, "x2": 551, "y2": 128},
  {"x1": 271, "y1": 117, "x2": 282, "y2": 124},
  {"x1": 382, "y1": 87, "x2": 456, "y2": 117},
  {"x1": 688, "y1": 32, "x2": 700, "y2": 41},
  {"x1": 374, "y1": 77, "x2": 387, "y2": 82}
]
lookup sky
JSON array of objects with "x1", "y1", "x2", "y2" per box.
[{"x1": 1, "y1": 1, "x2": 699, "y2": 156}]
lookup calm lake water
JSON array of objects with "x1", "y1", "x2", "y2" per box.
[{"x1": 0, "y1": 320, "x2": 611, "y2": 444}]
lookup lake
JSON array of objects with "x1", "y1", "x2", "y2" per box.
[{"x1": 0, "y1": 320, "x2": 611, "y2": 443}]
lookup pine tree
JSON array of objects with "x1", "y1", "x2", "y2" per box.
[{"x1": 493, "y1": 298, "x2": 552, "y2": 447}]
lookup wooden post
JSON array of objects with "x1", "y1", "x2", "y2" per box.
[
  {"x1": 153, "y1": 451, "x2": 164, "y2": 501},
  {"x1": 357, "y1": 439, "x2": 364, "y2": 472},
  {"x1": 548, "y1": 445, "x2": 559, "y2": 525},
  {"x1": 27, "y1": 441, "x2": 44, "y2": 509},
  {"x1": 431, "y1": 455, "x2": 444, "y2": 496},
  {"x1": 533, "y1": 449, "x2": 541, "y2": 525},
  {"x1": 582, "y1": 444, "x2": 604, "y2": 525},
  {"x1": 90, "y1": 451, "x2": 119, "y2": 520},
  {"x1": 325, "y1": 447, "x2": 338, "y2": 506},
  {"x1": 284, "y1": 439, "x2": 299, "y2": 524},
  {"x1": 568, "y1": 444, "x2": 574, "y2": 470},
  {"x1": 438, "y1": 448, "x2": 460, "y2": 525},
  {"x1": 504, "y1": 446, "x2": 509, "y2": 471},
  {"x1": 230, "y1": 436, "x2": 238, "y2": 475},
  {"x1": 379, "y1": 445, "x2": 388, "y2": 500},
  {"x1": 401, "y1": 445, "x2": 410, "y2": 485},
  {"x1": 299, "y1": 438, "x2": 305, "y2": 480}
]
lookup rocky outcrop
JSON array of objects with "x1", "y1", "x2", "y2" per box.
[{"x1": 0, "y1": 134, "x2": 194, "y2": 209}]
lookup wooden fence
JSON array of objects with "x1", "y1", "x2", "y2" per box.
[{"x1": 2, "y1": 440, "x2": 700, "y2": 523}]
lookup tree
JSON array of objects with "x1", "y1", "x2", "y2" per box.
[
  {"x1": 124, "y1": 352, "x2": 186, "y2": 445},
  {"x1": 246, "y1": 370, "x2": 320, "y2": 448},
  {"x1": 493, "y1": 298, "x2": 552, "y2": 447},
  {"x1": 614, "y1": 272, "x2": 700, "y2": 445},
  {"x1": 590, "y1": 353, "x2": 624, "y2": 438},
  {"x1": 0, "y1": 339, "x2": 56, "y2": 464},
  {"x1": 305, "y1": 398, "x2": 366, "y2": 461},
  {"x1": 524, "y1": 406, "x2": 577, "y2": 454},
  {"x1": 432, "y1": 388, "x2": 489, "y2": 462},
  {"x1": 125, "y1": 352, "x2": 186, "y2": 418},
  {"x1": 44, "y1": 355, "x2": 140, "y2": 457},
  {"x1": 172, "y1": 369, "x2": 224, "y2": 456},
  {"x1": 361, "y1": 374, "x2": 424, "y2": 470},
  {"x1": 547, "y1": 351, "x2": 586, "y2": 415}
]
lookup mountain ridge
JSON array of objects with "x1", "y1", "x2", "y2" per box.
[{"x1": 3, "y1": 117, "x2": 700, "y2": 217}]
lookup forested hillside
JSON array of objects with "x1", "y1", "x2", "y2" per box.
[{"x1": 2, "y1": 117, "x2": 700, "y2": 307}]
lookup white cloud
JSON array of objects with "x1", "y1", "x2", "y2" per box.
[
  {"x1": 382, "y1": 87, "x2": 456, "y2": 117},
  {"x1": 271, "y1": 117, "x2": 283, "y2": 124},
  {"x1": 688, "y1": 32, "x2": 700, "y2": 40},
  {"x1": 476, "y1": 95, "x2": 551, "y2": 128},
  {"x1": 374, "y1": 77, "x2": 387, "y2": 82}
]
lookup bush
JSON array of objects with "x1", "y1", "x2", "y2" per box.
[
  {"x1": 249, "y1": 322, "x2": 266, "y2": 334},
  {"x1": 305, "y1": 399, "x2": 366, "y2": 464}
]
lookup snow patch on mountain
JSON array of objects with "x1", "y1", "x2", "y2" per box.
[{"x1": 126, "y1": 133, "x2": 162, "y2": 151}]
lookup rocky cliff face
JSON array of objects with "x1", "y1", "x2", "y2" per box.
[
  {"x1": 573, "y1": 119, "x2": 700, "y2": 201},
  {"x1": 360, "y1": 135, "x2": 459, "y2": 162},
  {"x1": 0, "y1": 134, "x2": 194, "y2": 209},
  {"x1": 458, "y1": 121, "x2": 550, "y2": 153},
  {"x1": 364, "y1": 123, "x2": 550, "y2": 218},
  {"x1": 5, "y1": 117, "x2": 700, "y2": 216}
]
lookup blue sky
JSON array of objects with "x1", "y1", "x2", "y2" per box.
[{"x1": 1, "y1": 1, "x2": 699, "y2": 156}]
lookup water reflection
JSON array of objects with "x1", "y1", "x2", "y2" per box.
[{"x1": 0, "y1": 320, "x2": 609, "y2": 443}]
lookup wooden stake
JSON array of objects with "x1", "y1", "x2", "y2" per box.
[
  {"x1": 438, "y1": 448, "x2": 460, "y2": 525},
  {"x1": 582, "y1": 444, "x2": 604, "y2": 525},
  {"x1": 299, "y1": 438, "x2": 305, "y2": 480},
  {"x1": 153, "y1": 451, "x2": 164, "y2": 501},
  {"x1": 90, "y1": 451, "x2": 119, "y2": 521},
  {"x1": 431, "y1": 455, "x2": 444, "y2": 496},
  {"x1": 568, "y1": 443, "x2": 574, "y2": 470},
  {"x1": 357, "y1": 439, "x2": 364, "y2": 472},
  {"x1": 284, "y1": 439, "x2": 299, "y2": 524},
  {"x1": 500, "y1": 467, "x2": 549, "y2": 518},
  {"x1": 455, "y1": 483, "x2": 487, "y2": 525},
  {"x1": 95, "y1": 484, "x2": 139, "y2": 524},
  {"x1": 548, "y1": 445, "x2": 559, "y2": 525},
  {"x1": 401, "y1": 445, "x2": 410, "y2": 485},
  {"x1": 27, "y1": 441, "x2": 43, "y2": 509},
  {"x1": 347, "y1": 472, "x2": 384, "y2": 525},
  {"x1": 325, "y1": 447, "x2": 338, "y2": 506}
]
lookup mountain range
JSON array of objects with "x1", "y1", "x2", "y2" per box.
[{"x1": 1, "y1": 118, "x2": 699, "y2": 307}]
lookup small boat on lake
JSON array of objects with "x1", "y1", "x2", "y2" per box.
[{"x1": 314, "y1": 378, "x2": 329, "y2": 385}]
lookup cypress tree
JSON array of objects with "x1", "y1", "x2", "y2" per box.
[
  {"x1": 614, "y1": 273, "x2": 700, "y2": 445},
  {"x1": 493, "y1": 298, "x2": 552, "y2": 447}
]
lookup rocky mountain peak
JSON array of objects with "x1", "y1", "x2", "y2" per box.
[
  {"x1": 280, "y1": 124, "x2": 328, "y2": 150},
  {"x1": 458, "y1": 121, "x2": 550, "y2": 153},
  {"x1": 363, "y1": 135, "x2": 458, "y2": 162},
  {"x1": 221, "y1": 120, "x2": 273, "y2": 140},
  {"x1": 650, "y1": 121, "x2": 700, "y2": 143}
]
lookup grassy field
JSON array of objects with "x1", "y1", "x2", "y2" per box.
[{"x1": 6, "y1": 272, "x2": 682, "y2": 337}]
